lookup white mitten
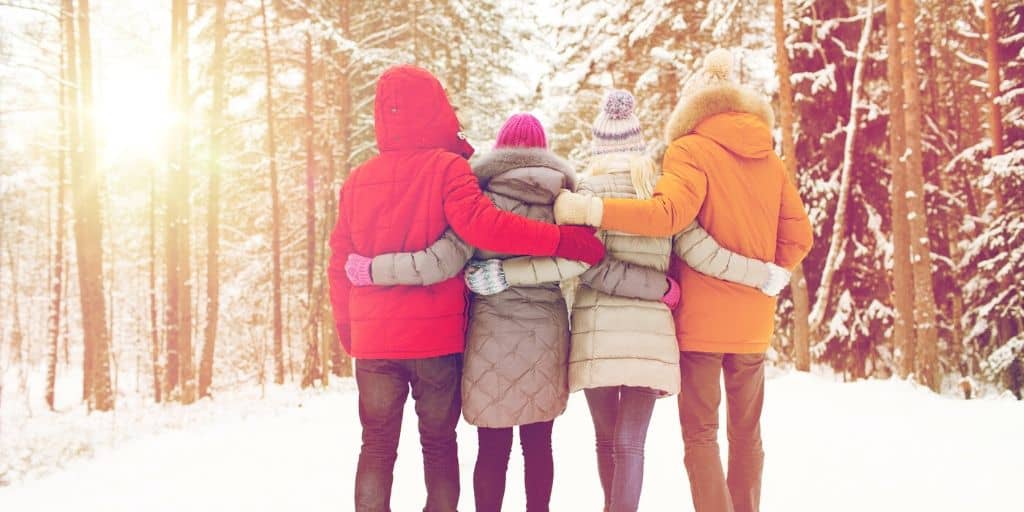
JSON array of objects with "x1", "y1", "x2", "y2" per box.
[
  {"x1": 759, "y1": 263, "x2": 792, "y2": 296},
  {"x1": 553, "y1": 190, "x2": 603, "y2": 227}
]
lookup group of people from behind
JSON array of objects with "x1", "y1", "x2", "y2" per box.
[{"x1": 328, "y1": 48, "x2": 813, "y2": 512}]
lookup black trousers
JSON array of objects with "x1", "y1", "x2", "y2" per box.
[{"x1": 473, "y1": 420, "x2": 555, "y2": 512}]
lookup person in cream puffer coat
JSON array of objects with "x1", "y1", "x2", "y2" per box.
[
  {"x1": 556, "y1": 51, "x2": 815, "y2": 512},
  {"x1": 569, "y1": 90, "x2": 787, "y2": 512}
]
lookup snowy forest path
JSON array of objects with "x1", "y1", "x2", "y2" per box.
[{"x1": 1, "y1": 373, "x2": 1020, "y2": 511}]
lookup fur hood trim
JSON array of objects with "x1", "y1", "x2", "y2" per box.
[
  {"x1": 664, "y1": 83, "x2": 774, "y2": 143},
  {"x1": 473, "y1": 147, "x2": 576, "y2": 190}
]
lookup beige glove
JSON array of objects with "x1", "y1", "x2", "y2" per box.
[{"x1": 554, "y1": 190, "x2": 604, "y2": 227}]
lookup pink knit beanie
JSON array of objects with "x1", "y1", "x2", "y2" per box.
[{"x1": 494, "y1": 113, "x2": 547, "y2": 149}]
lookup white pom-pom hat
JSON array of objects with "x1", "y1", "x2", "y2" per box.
[
  {"x1": 663, "y1": 48, "x2": 775, "y2": 143},
  {"x1": 591, "y1": 90, "x2": 646, "y2": 156},
  {"x1": 683, "y1": 48, "x2": 735, "y2": 95}
]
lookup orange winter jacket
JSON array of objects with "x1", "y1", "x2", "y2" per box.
[{"x1": 601, "y1": 111, "x2": 813, "y2": 354}]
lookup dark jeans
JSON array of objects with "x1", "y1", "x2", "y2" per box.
[
  {"x1": 354, "y1": 354, "x2": 462, "y2": 512},
  {"x1": 584, "y1": 386, "x2": 659, "y2": 512},
  {"x1": 473, "y1": 421, "x2": 554, "y2": 512}
]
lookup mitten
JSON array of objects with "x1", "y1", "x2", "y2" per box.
[
  {"x1": 760, "y1": 263, "x2": 792, "y2": 296},
  {"x1": 554, "y1": 190, "x2": 604, "y2": 227},
  {"x1": 554, "y1": 225, "x2": 605, "y2": 265},
  {"x1": 345, "y1": 254, "x2": 373, "y2": 286},
  {"x1": 662, "y1": 276, "x2": 681, "y2": 309},
  {"x1": 464, "y1": 259, "x2": 510, "y2": 295}
]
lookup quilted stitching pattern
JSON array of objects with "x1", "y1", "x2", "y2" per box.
[
  {"x1": 460, "y1": 163, "x2": 573, "y2": 428},
  {"x1": 570, "y1": 171, "x2": 680, "y2": 395}
]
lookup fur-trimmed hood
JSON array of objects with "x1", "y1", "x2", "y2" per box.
[
  {"x1": 472, "y1": 147, "x2": 576, "y2": 205},
  {"x1": 663, "y1": 83, "x2": 775, "y2": 144}
]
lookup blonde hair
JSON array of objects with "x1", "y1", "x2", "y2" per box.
[{"x1": 628, "y1": 153, "x2": 658, "y2": 199}]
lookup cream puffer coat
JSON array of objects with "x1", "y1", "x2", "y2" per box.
[
  {"x1": 569, "y1": 149, "x2": 777, "y2": 394},
  {"x1": 569, "y1": 152, "x2": 682, "y2": 395}
]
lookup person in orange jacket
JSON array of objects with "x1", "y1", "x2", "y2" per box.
[{"x1": 554, "y1": 49, "x2": 813, "y2": 512}]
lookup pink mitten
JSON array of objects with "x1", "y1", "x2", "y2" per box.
[
  {"x1": 662, "y1": 276, "x2": 681, "y2": 310},
  {"x1": 345, "y1": 254, "x2": 373, "y2": 286}
]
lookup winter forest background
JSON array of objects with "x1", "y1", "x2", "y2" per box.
[{"x1": 0, "y1": 0, "x2": 1022, "y2": 506}]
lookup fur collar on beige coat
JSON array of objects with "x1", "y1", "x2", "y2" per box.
[{"x1": 473, "y1": 147, "x2": 576, "y2": 191}]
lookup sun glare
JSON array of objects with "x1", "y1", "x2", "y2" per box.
[{"x1": 94, "y1": 65, "x2": 172, "y2": 165}]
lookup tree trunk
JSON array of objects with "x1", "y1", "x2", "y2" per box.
[
  {"x1": 984, "y1": 0, "x2": 1004, "y2": 158},
  {"x1": 328, "y1": 0, "x2": 353, "y2": 378},
  {"x1": 62, "y1": 0, "x2": 91, "y2": 405},
  {"x1": 930, "y1": 0, "x2": 965, "y2": 370},
  {"x1": 886, "y1": 0, "x2": 916, "y2": 379},
  {"x1": 198, "y1": 0, "x2": 226, "y2": 400},
  {"x1": 62, "y1": 240, "x2": 70, "y2": 367},
  {"x1": 166, "y1": 0, "x2": 194, "y2": 403},
  {"x1": 47, "y1": 8, "x2": 72, "y2": 410},
  {"x1": 259, "y1": 0, "x2": 285, "y2": 385},
  {"x1": 809, "y1": 0, "x2": 875, "y2": 333},
  {"x1": 149, "y1": 160, "x2": 161, "y2": 403},
  {"x1": 301, "y1": 30, "x2": 321, "y2": 388},
  {"x1": 773, "y1": 0, "x2": 813, "y2": 371},
  {"x1": 900, "y1": 0, "x2": 942, "y2": 392},
  {"x1": 984, "y1": 0, "x2": 1004, "y2": 209},
  {"x1": 73, "y1": 0, "x2": 114, "y2": 411},
  {"x1": 316, "y1": 31, "x2": 335, "y2": 388},
  {"x1": 164, "y1": 0, "x2": 181, "y2": 397},
  {"x1": 7, "y1": 244, "x2": 22, "y2": 367}
]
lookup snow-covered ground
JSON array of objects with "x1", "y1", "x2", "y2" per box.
[{"x1": 1, "y1": 371, "x2": 1021, "y2": 511}]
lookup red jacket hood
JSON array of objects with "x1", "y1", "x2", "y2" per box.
[{"x1": 374, "y1": 65, "x2": 475, "y2": 159}]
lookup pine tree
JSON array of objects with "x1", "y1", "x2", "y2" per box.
[
  {"x1": 72, "y1": 0, "x2": 114, "y2": 411},
  {"x1": 198, "y1": 0, "x2": 227, "y2": 399},
  {"x1": 165, "y1": 0, "x2": 195, "y2": 403},
  {"x1": 774, "y1": 0, "x2": 812, "y2": 371},
  {"x1": 809, "y1": 0, "x2": 875, "y2": 335},
  {"x1": 259, "y1": 0, "x2": 285, "y2": 385},
  {"x1": 47, "y1": 0, "x2": 72, "y2": 410},
  {"x1": 899, "y1": 0, "x2": 942, "y2": 391},
  {"x1": 301, "y1": 28, "x2": 320, "y2": 388},
  {"x1": 886, "y1": 0, "x2": 916, "y2": 379}
]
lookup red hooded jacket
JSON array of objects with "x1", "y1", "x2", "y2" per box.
[{"x1": 328, "y1": 65, "x2": 562, "y2": 360}]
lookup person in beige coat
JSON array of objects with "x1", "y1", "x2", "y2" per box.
[
  {"x1": 570, "y1": 90, "x2": 787, "y2": 512},
  {"x1": 353, "y1": 113, "x2": 592, "y2": 512},
  {"x1": 556, "y1": 51, "x2": 815, "y2": 512}
]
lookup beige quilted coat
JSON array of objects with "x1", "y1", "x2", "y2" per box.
[
  {"x1": 570, "y1": 153, "x2": 681, "y2": 395},
  {"x1": 369, "y1": 147, "x2": 586, "y2": 427},
  {"x1": 569, "y1": 150, "x2": 776, "y2": 394},
  {"x1": 463, "y1": 148, "x2": 593, "y2": 427}
]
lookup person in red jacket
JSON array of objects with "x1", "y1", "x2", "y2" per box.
[{"x1": 327, "y1": 65, "x2": 604, "y2": 512}]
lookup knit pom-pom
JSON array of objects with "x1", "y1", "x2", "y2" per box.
[
  {"x1": 603, "y1": 90, "x2": 636, "y2": 120},
  {"x1": 703, "y1": 48, "x2": 733, "y2": 80}
]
